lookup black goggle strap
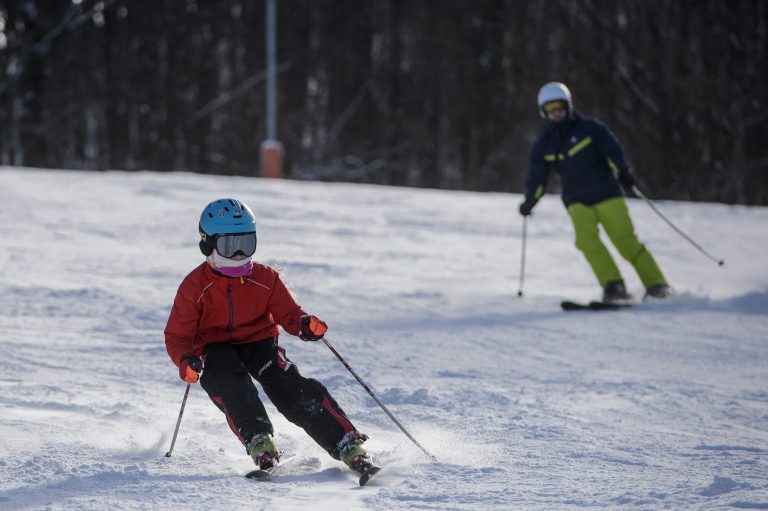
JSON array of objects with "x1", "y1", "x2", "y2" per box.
[{"x1": 199, "y1": 230, "x2": 215, "y2": 256}]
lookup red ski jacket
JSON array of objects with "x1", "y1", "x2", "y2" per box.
[{"x1": 164, "y1": 262, "x2": 306, "y2": 367}]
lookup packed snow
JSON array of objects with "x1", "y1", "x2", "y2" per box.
[{"x1": 0, "y1": 166, "x2": 766, "y2": 510}]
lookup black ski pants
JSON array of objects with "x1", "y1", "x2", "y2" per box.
[{"x1": 199, "y1": 339, "x2": 356, "y2": 459}]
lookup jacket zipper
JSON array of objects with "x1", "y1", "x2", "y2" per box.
[{"x1": 226, "y1": 283, "x2": 234, "y2": 342}]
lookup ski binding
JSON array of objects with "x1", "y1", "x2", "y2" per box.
[
  {"x1": 358, "y1": 464, "x2": 382, "y2": 486},
  {"x1": 245, "y1": 453, "x2": 297, "y2": 481}
]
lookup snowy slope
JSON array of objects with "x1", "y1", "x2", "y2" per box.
[{"x1": 0, "y1": 166, "x2": 766, "y2": 511}]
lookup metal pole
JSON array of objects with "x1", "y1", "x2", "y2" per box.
[
  {"x1": 261, "y1": 0, "x2": 283, "y2": 178},
  {"x1": 517, "y1": 215, "x2": 528, "y2": 296},
  {"x1": 322, "y1": 338, "x2": 437, "y2": 462},
  {"x1": 165, "y1": 383, "x2": 191, "y2": 457},
  {"x1": 632, "y1": 185, "x2": 725, "y2": 266},
  {"x1": 266, "y1": 0, "x2": 277, "y2": 141}
]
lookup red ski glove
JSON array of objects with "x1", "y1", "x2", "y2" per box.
[
  {"x1": 299, "y1": 315, "x2": 328, "y2": 341},
  {"x1": 179, "y1": 354, "x2": 202, "y2": 383}
]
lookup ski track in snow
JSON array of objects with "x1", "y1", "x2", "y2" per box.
[{"x1": 0, "y1": 167, "x2": 767, "y2": 510}]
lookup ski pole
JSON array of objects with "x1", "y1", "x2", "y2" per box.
[
  {"x1": 165, "y1": 383, "x2": 191, "y2": 457},
  {"x1": 321, "y1": 337, "x2": 438, "y2": 462},
  {"x1": 632, "y1": 185, "x2": 725, "y2": 266},
  {"x1": 517, "y1": 215, "x2": 528, "y2": 296}
]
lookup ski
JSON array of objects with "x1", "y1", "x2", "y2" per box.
[
  {"x1": 245, "y1": 453, "x2": 297, "y2": 481},
  {"x1": 561, "y1": 300, "x2": 633, "y2": 311},
  {"x1": 358, "y1": 465, "x2": 382, "y2": 486}
]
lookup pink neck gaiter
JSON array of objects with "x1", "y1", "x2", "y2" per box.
[{"x1": 216, "y1": 259, "x2": 254, "y2": 277}]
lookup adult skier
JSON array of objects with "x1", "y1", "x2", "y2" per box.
[
  {"x1": 519, "y1": 81, "x2": 672, "y2": 302},
  {"x1": 164, "y1": 198, "x2": 373, "y2": 474}
]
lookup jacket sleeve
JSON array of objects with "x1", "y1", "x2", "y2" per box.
[
  {"x1": 591, "y1": 119, "x2": 632, "y2": 181},
  {"x1": 268, "y1": 273, "x2": 307, "y2": 337},
  {"x1": 524, "y1": 139, "x2": 550, "y2": 204},
  {"x1": 164, "y1": 283, "x2": 201, "y2": 367}
]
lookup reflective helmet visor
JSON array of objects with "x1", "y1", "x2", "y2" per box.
[{"x1": 542, "y1": 100, "x2": 568, "y2": 114}]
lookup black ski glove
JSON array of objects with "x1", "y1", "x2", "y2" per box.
[
  {"x1": 619, "y1": 171, "x2": 636, "y2": 197},
  {"x1": 519, "y1": 198, "x2": 537, "y2": 216}
]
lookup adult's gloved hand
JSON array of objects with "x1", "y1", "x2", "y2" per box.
[
  {"x1": 519, "y1": 199, "x2": 536, "y2": 216},
  {"x1": 619, "y1": 171, "x2": 636, "y2": 197},
  {"x1": 299, "y1": 315, "x2": 328, "y2": 341},
  {"x1": 179, "y1": 354, "x2": 202, "y2": 383}
]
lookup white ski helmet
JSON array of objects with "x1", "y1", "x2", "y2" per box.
[{"x1": 537, "y1": 82, "x2": 572, "y2": 118}]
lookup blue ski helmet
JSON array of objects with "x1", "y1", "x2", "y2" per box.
[{"x1": 198, "y1": 198, "x2": 257, "y2": 256}]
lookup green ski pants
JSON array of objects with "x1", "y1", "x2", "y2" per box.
[{"x1": 567, "y1": 197, "x2": 667, "y2": 289}]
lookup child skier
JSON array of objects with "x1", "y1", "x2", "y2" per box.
[{"x1": 164, "y1": 198, "x2": 373, "y2": 474}]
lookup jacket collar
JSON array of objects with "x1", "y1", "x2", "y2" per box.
[{"x1": 546, "y1": 110, "x2": 581, "y2": 133}]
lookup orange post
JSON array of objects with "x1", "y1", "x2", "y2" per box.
[{"x1": 260, "y1": 140, "x2": 284, "y2": 178}]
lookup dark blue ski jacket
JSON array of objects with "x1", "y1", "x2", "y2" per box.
[{"x1": 524, "y1": 112, "x2": 633, "y2": 207}]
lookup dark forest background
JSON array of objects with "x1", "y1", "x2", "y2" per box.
[{"x1": 1, "y1": 1, "x2": 766, "y2": 204}]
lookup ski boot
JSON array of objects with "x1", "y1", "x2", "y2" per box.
[
  {"x1": 645, "y1": 283, "x2": 673, "y2": 299},
  {"x1": 247, "y1": 432, "x2": 279, "y2": 470},
  {"x1": 338, "y1": 431, "x2": 372, "y2": 473},
  {"x1": 602, "y1": 280, "x2": 632, "y2": 303}
]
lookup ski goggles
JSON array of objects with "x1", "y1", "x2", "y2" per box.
[
  {"x1": 542, "y1": 100, "x2": 568, "y2": 114},
  {"x1": 213, "y1": 232, "x2": 257, "y2": 258}
]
